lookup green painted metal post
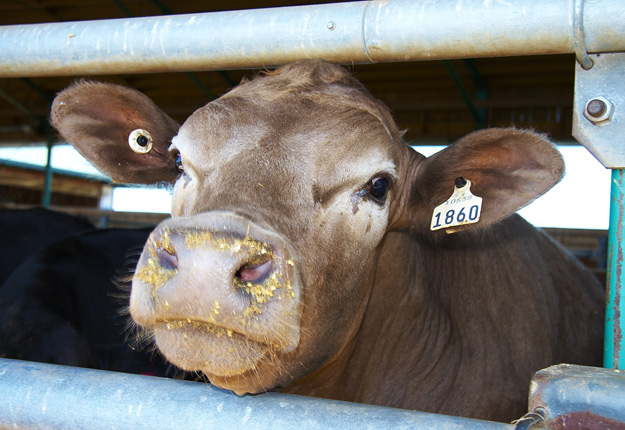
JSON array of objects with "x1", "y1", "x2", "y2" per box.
[
  {"x1": 605, "y1": 169, "x2": 625, "y2": 369},
  {"x1": 41, "y1": 125, "x2": 54, "y2": 207}
]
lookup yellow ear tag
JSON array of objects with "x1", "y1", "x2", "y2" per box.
[
  {"x1": 430, "y1": 178, "x2": 482, "y2": 233},
  {"x1": 128, "y1": 129, "x2": 153, "y2": 154}
]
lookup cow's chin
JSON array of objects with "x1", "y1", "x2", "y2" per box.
[{"x1": 153, "y1": 321, "x2": 291, "y2": 393}]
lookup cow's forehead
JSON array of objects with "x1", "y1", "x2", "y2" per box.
[{"x1": 172, "y1": 94, "x2": 400, "y2": 182}]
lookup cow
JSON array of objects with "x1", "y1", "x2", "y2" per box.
[
  {"x1": 0, "y1": 227, "x2": 171, "y2": 377},
  {"x1": 0, "y1": 208, "x2": 94, "y2": 285},
  {"x1": 50, "y1": 60, "x2": 605, "y2": 422}
]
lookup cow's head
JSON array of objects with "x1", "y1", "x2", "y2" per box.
[{"x1": 51, "y1": 60, "x2": 563, "y2": 394}]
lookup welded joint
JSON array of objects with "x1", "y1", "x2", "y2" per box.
[
  {"x1": 572, "y1": 0, "x2": 594, "y2": 70},
  {"x1": 360, "y1": 0, "x2": 375, "y2": 63}
]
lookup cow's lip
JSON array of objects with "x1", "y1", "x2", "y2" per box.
[
  {"x1": 156, "y1": 318, "x2": 245, "y2": 339},
  {"x1": 154, "y1": 318, "x2": 282, "y2": 350},
  {"x1": 153, "y1": 319, "x2": 269, "y2": 378}
]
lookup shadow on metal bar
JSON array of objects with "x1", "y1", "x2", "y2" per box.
[{"x1": 0, "y1": 358, "x2": 513, "y2": 430}]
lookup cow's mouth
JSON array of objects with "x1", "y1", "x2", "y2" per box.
[{"x1": 152, "y1": 319, "x2": 277, "y2": 377}]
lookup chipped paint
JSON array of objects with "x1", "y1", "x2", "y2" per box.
[
  {"x1": 551, "y1": 411, "x2": 625, "y2": 430},
  {"x1": 606, "y1": 169, "x2": 625, "y2": 369}
]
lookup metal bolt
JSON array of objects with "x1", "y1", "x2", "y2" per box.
[
  {"x1": 587, "y1": 99, "x2": 607, "y2": 117},
  {"x1": 327, "y1": 21, "x2": 335, "y2": 30},
  {"x1": 584, "y1": 96, "x2": 614, "y2": 125}
]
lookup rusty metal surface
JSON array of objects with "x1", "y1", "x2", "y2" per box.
[
  {"x1": 0, "y1": 0, "x2": 625, "y2": 78},
  {"x1": 549, "y1": 412, "x2": 625, "y2": 430},
  {"x1": 606, "y1": 169, "x2": 625, "y2": 369},
  {"x1": 528, "y1": 364, "x2": 625, "y2": 429}
]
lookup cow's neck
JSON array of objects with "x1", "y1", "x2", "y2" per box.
[
  {"x1": 283, "y1": 229, "x2": 464, "y2": 410},
  {"x1": 347, "y1": 229, "x2": 464, "y2": 409}
]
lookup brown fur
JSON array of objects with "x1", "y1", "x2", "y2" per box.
[
  {"x1": 50, "y1": 60, "x2": 604, "y2": 423},
  {"x1": 285, "y1": 217, "x2": 604, "y2": 421},
  {"x1": 51, "y1": 80, "x2": 179, "y2": 184}
]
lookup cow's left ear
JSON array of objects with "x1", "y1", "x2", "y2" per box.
[
  {"x1": 393, "y1": 128, "x2": 564, "y2": 233},
  {"x1": 51, "y1": 81, "x2": 180, "y2": 184}
]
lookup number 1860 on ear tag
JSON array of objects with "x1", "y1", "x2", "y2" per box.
[{"x1": 430, "y1": 178, "x2": 482, "y2": 233}]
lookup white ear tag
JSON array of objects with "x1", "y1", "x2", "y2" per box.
[
  {"x1": 430, "y1": 178, "x2": 482, "y2": 233},
  {"x1": 128, "y1": 128, "x2": 153, "y2": 154}
]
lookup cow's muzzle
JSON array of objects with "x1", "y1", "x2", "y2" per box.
[{"x1": 129, "y1": 212, "x2": 301, "y2": 377}]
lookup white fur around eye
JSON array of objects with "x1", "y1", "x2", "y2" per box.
[{"x1": 128, "y1": 129, "x2": 153, "y2": 154}]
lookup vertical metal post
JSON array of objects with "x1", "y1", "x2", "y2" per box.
[
  {"x1": 443, "y1": 60, "x2": 486, "y2": 129},
  {"x1": 606, "y1": 169, "x2": 625, "y2": 369},
  {"x1": 572, "y1": 52, "x2": 625, "y2": 369},
  {"x1": 98, "y1": 185, "x2": 114, "y2": 228},
  {"x1": 41, "y1": 125, "x2": 53, "y2": 207}
]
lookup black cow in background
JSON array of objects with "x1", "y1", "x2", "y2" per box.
[
  {"x1": 0, "y1": 209, "x2": 173, "y2": 376},
  {"x1": 0, "y1": 208, "x2": 94, "y2": 285}
]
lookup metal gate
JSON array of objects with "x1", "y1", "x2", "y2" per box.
[{"x1": 0, "y1": 1, "x2": 624, "y2": 428}]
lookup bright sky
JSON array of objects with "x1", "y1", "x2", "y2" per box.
[{"x1": 0, "y1": 143, "x2": 612, "y2": 230}]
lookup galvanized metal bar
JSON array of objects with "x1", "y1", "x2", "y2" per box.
[
  {"x1": 113, "y1": 0, "x2": 217, "y2": 100},
  {"x1": 0, "y1": 0, "x2": 624, "y2": 77},
  {"x1": 572, "y1": 53, "x2": 625, "y2": 168},
  {"x1": 0, "y1": 358, "x2": 514, "y2": 430},
  {"x1": 606, "y1": 169, "x2": 625, "y2": 369},
  {"x1": 528, "y1": 364, "x2": 625, "y2": 427}
]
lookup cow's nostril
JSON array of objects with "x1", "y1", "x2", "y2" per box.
[
  {"x1": 157, "y1": 248, "x2": 178, "y2": 271},
  {"x1": 236, "y1": 259, "x2": 273, "y2": 283}
]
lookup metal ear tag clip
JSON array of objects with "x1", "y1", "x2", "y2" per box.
[
  {"x1": 128, "y1": 129, "x2": 153, "y2": 154},
  {"x1": 430, "y1": 177, "x2": 483, "y2": 233}
]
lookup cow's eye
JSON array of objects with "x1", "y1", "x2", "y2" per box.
[
  {"x1": 175, "y1": 153, "x2": 184, "y2": 173},
  {"x1": 366, "y1": 176, "x2": 389, "y2": 203}
]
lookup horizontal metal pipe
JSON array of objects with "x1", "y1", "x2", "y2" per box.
[
  {"x1": 0, "y1": 358, "x2": 513, "y2": 430},
  {"x1": 528, "y1": 364, "x2": 625, "y2": 425},
  {"x1": 0, "y1": 0, "x2": 624, "y2": 77}
]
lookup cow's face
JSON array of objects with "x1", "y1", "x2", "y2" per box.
[
  {"x1": 50, "y1": 60, "x2": 563, "y2": 394},
  {"x1": 131, "y1": 69, "x2": 410, "y2": 393}
]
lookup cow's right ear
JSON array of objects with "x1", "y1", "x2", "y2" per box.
[
  {"x1": 391, "y1": 128, "x2": 564, "y2": 234},
  {"x1": 51, "y1": 81, "x2": 180, "y2": 184}
]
